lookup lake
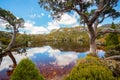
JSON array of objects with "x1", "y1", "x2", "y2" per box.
[{"x1": 0, "y1": 45, "x2": 105, "y2": 80}]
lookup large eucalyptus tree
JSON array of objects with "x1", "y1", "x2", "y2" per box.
[{"x1": 39, "y1": 0, "x2": 120, "y2": 55}]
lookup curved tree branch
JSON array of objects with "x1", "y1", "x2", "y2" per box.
[
  {"x1": 105, "y1": 55, "x2": 120, "y2": 61},
  {"x1": 99, "y1": 14, "x2": 105, "y2": 23},
  {"x1": 96, "y1": 29, "x2": 120, "y2": 38},
  {"x1": 90, "y1": 0, "x2": 110, "y2": 25},
  {"x1": 73, "y1": 8, "x2": 89, "y2": 24},
  {"x1": 6, "y1": 27, "x2": 17, "y2": 51}
]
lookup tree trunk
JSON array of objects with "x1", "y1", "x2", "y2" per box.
[
  {"x1": 87, "y1": 23, "x2": 97, "y2": 56},
  {"x1": 0, "y1": 26, "x2": 17, "y2": 67},
  {"x1": 6, "y1": 27, "x2": 16, "y2": 51},
  {"x1": 89, "y1": 32, "x2": 97, "y2": 56}
]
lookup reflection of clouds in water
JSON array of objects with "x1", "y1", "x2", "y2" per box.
[
  {"x1": 0, "y1": 46, "x2": 90, "y2": 72},
  {"x1": 48, "y1": 49, "x2": 61, "y2": 57},
  {"x1": 54, "y1": 53, "x2": 78, "y2": 66},
  {"x1": 77, "y1": 51, "x2": 89, "y2": 58},
  {"x1": 97, "y1": 50, "x2": 105, "y2": 58},
  {"x1": 0, "y1": 46, "x2": 51, "y2": 72},
  {"x1": 0, "y1": 53, "x2": 26, "y2": 72},
  {"x1": 0, "y1": 56, "x2": 12, "y2": 71},
  {"x1": 26, "y1": 46, "x2": 51, "y2": 57},
  {"x1": 27, "y1": 47, "x2": 78, "y2": 66},
  {"x1": 27, "y1": 46, "x2": 51, "y2": 54},
  {"x1": 48, "y1": 49, "x2": 78, "y2": 66},
  {"x1": 0, "y1": 46, "x2": 105, "y2": 73}
]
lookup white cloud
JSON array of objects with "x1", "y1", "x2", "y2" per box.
[
  {"x1": 27, "y1": 12, "x2": 79, "y2": 34},
  {"x1": 48, "y1": 15, "x2": 51, "y2": 18},
  {"x1": 29, "y1": 13, "x2": 45, "y2": 18},
  {"x1": 41, "y1": 13, "x2": 44, "y2": 16},
  {"x1": 58, "y1": 13, "x2": 78, "y2": 25},
  {"x1": 47, "y1": 21, "x2": 60, "y2": 31},
  {"x1": 46, "y1": 13, "x2": 79, "y2": 32},
  {"x1": 20, "y1": 20, "x2": 49, "y2": 34},
  {"x1": 0, "y1": 19, "x2": 11, "y2": 32},
  {"x1": 0, "y1": 19, "x2": 7, "y2": 27},
  {"x1": 29, "y1": 14, "x2": 36, "y2": 18},
  {"x1": 1, "y1": 12, "x2": 79, "y2": 34}
]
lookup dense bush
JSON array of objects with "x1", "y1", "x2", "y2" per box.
[
  {"x1": 10, "y1": 58, "x2": 44, "y2": 80},
  {"x1": 64, "y1": 56, "x2": 115, "y2": 80}
]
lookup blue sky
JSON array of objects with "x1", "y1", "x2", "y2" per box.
[
  {"x1": 0, "y1": 0, "x2": 51, "y2": 26},
  {"x1": 0, "y1": 0, "x2": 120, "y2": 34}
]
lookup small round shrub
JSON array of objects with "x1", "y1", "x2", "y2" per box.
[
  {"x1": 10, "y1": 58, "x2": 44, "y2": 80},
  {"x1": 64, "y1": 56, "x2": 115, "y2": 80}
]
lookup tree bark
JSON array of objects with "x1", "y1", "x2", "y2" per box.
[
  {"x1": 0, "y1": 26, "x2": 17, "y2": 67},
  {"x1": 87, "y1": 22, "x2": 97, "y2": 55},
  {"x1": 6, "y1": 27, "x2": 16, "y2": 51},
  {"x1": 89, "y1": 34, "x2": 97, "y2": 56}
]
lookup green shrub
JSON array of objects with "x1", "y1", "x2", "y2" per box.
[
  {"x1": 10, "y1": 58, "x2": 44, "y2": 80},
  {"x1": 105, "y1": 22, "x2": 119, "y2": 47},
  {"x1": 64, "y1": 56, "x2": 115, "y2": 80},
  {"x1": 105, "y1": 44, "x2": 120, "y2": 57}
]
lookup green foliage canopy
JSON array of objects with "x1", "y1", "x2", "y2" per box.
[
  {"x1": 0, "y1": 8, "x2": 24, "y2": 28},
  {"x1": 39, "y1": 0, "x2": 120, "y2": 22}
]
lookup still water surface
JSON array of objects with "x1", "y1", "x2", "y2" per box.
[{"x1": 0, "y1": 46, "x2": 105, "y2": 80}]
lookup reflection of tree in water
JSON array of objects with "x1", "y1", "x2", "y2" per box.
[
  {"x1": 0, "y1": 57, "x2": 2, "y2": 65},
  {"x1": 0, "y1": 48, "x2": 27, "y2": 76},
  {"x1": 0, "y1": 51, "x2": 16, "y2": 65},
  {"x1": 50, "y1": 41, "x2": 89, "y2": 52},
  {"x1": 33, "y1": 41, "x2": 89, "y2": 52},
  {"x1": 0, "y1": 50, "x2": 16, "y2": 76}
]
